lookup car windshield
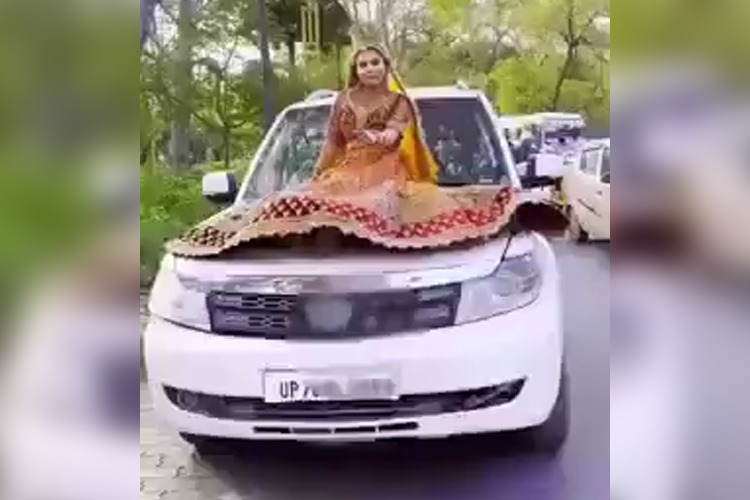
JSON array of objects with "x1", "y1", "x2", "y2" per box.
[
  {"x1": 241, "y1": 97, "x2": 510, "y2": 201},
  {"x1": 543, "y1": 126, "x2": 585, "y2": 151}
]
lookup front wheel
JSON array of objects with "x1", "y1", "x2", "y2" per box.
[{"x1": 566, "y1": 209, "x2": 589, "y2": 244}]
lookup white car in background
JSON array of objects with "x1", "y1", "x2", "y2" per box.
[
  {"x1": 563, "y1": 139, "x2": 610, "y2": 242},
  {"x1": 500, "y1": 113, "x2": 587, "y2": 184},
  {"x1": 144, "y1": 87, "x2": 570, "y2": 455}
]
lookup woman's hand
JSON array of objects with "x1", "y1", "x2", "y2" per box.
[
  {"x1": 376, "y1": 129, "x2": 400, "y2": 147},
  {"x1": 359, "y1": 129, "x2": 400, "y2": 147},
  {"x1": 360, "y1": 130, "x2": 379, "y2": 144}
]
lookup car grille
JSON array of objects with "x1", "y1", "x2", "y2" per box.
[
  {"x1": 165, "y1": 380, "x2": 525, "y2": 422},
  {"x1": 206, "y1": 284, "x2": 462, "y2": 339}
]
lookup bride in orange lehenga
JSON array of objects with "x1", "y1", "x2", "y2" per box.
[{"x1": 168, "y1": 45, "x2": 518, "y2": 257}]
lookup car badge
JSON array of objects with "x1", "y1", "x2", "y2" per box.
[{"x1": 304, "y1": 297, "x2": 353, "y2": 332}]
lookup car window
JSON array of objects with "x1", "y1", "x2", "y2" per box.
[
  {"x1": 580, "y1": 148, "x2": 601, "y2": 176},
  {"x1": 417, "y1": 98, "x2": 508, "y2": 185},
  {"x1": 242, "y1": 98, "x2": 510, "y2": 200},
  {"x1": 601, "y1": 147, "x2": 611, "y2": 182},
  {"x1": 246, "y1": 105, "x2": 330, "y2": 198}
]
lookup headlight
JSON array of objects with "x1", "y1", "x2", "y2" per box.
[
  {"x1": 148, "y1": 255, "x2": 211, "y2": 330},
  {"x1": 456, "y1": 252, "x2": 542, "y2": 323}
]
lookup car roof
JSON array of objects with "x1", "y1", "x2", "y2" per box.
[
  {"x1": 531, "y1": 112, "x2": 584, "y2": 120},
  {"x1": 586, "y1": 138, "x2": 610, "y2": 148},
  {"x1": 290, "y1": 87, "x2": 485, "y2": 111},
  {"x1": 495, "y1": 113, "x2": 585, "y2": 128}
]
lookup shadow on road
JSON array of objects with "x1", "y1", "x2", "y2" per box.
[{"x1": 197, "y1": 435, "x2": 567, "y2": 500}]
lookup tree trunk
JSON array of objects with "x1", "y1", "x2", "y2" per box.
[
  {"x1": 258, "y1": 0, "x2": 276, "y2": 130},
  {"x1": 550, "y1": 2, "x2": 578, "y2": 111},
  {"x1": 223, "y1": 127, "x2": 231, "y2": 171},
  {"x1": 286, "y1": 37, "x2": 297, "y2": 76},
  {"x1": 550, "y1": 47, "x2": 574, "y2": 111},
  {"x1": 140, "y1": 0, "x2": 156, "y2": 49},
  {"x1": 169, "y1": 0, "x2": 194, "y2": 169}
]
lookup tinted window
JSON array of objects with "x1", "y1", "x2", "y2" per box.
[
  {"x1": 245, "y1": 106, "x2": 330, "y2": 199},
  {"x1": 242, "y1": 98, "x2": 510, "y2": 201},
  {"x1": 416, "y1": 98, "x2": 509, "y2": 186}
]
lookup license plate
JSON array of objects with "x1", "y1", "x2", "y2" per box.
[{"x1": 263, "y1": 372, "x2": 397, "y2": 404}]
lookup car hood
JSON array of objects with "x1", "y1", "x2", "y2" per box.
[{"x1": 171, "y1": 233, "x2": 539, "y2": 293}]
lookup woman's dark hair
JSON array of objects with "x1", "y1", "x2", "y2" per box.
[{"x1": 347, "y1": 45, "x2": 392, "y2": 88}]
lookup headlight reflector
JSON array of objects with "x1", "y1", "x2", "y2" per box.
[
  {"x1": 456, "y1": 252, "x2": 542, "y2": 323},
  {"x1": 148, "y1": 256, "x2": 211, "y2": 330}
]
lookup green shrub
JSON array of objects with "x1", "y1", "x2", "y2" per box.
[{"x1": 140, "y1": 165, "x2": 216, "y2": 287}]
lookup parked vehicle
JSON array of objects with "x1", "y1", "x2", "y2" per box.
[
  {"x1": 499, "y1": 113, "x2": 587, "y2": 187},
  {"x1": 563, "y1": 139, "x2": 611, "y2": 242},
  {"x1": 144, "y1": 87, "x2": 569, "y2": 455}
]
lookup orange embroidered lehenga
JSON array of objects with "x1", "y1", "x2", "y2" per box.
[{"x1": 167, "y1": 90, "x2": 518, "y2": 258}]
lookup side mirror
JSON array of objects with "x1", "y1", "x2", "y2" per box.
[
  {"x1": 202, "y1": 171, "x2": 238, "y2": 204},
  {"x1": 514, "y1": 200, "x2": 569, "y2": 236}
]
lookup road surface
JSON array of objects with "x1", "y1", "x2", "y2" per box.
[{"x1": 140, "y1": 240, "x2": 611, "y2": 500}]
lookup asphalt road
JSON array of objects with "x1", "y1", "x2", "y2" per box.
[{"x1": 140, "y1": 240, "x2": 611, "y2": 500}]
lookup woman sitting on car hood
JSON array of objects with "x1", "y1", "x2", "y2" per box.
[{"x1": 169, "y1": 45, "x2": 518, "y2": 256}]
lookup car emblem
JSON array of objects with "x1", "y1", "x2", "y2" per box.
[{"x1": 304, "y1": 297, "x2": 353, "y2": 332}]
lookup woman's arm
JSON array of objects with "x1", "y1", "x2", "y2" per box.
[
  {"x1": 314, "y1": 95, "x2": 346, "y2": 174},
  {"x1": 378, "y1": 94, "x2": 413, "y2": 147}
]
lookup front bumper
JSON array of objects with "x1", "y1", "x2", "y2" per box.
[{"x1": 144, "y1": 270, "x2": 563, "y2": 442}]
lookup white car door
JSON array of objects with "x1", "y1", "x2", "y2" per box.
[
  {"x1": 570, "y1": 147, "x2": 604, "y2": 236},
  {"x1": 592, "y1": 146, "x2": 611, "y2": 239}
]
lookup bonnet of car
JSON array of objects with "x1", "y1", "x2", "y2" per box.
[{"x1": 173, "y1": 231, "x2": 539, "y2": 286}]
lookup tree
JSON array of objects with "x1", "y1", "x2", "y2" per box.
[
  {"x1": 487, "y1": 56, "x2": 555, "y2": 114},
  {"x1": 238, "y1": 0, "x2": 351, "y2": 74},
  {"x1": 169, "y1": 0, "x2": 197, "y2": 169},
  {"x1": 340, "y1": 0, "x2": 433, "y2": 67},
  {"x1": 266, "y1": 0, "x2": 302, "y2": 72},
  {"x1": 141, "y1": 0, "x2": 159, "y2": 49},
  {"x1": 516, "y1": 0, "x2": 609, "y2": 110}
]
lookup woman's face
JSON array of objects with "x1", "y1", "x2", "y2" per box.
[{"x1": 355, "y1": 49, "x2": 387, "y2": 88}]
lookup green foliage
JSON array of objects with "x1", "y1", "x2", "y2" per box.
[
  {"x1": 488, "y1": 57, "x2": 555, "y2": 114},
  {"x1": 299, "y1": 53, "x2": 345, "y2": 90},
  {"x1": 428, "y1": 0, "x2": 472, "y2": 30},
  {"x1": 407, "y1": 48, "x2": 461, "y2": 86},
  {"x1": 140, "y1": 165, "x2": 216, "y2": 285}
]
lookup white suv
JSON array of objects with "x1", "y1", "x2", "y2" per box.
[{"x1": 144, "y1": 87, "x2": 568, "y2": 454}]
